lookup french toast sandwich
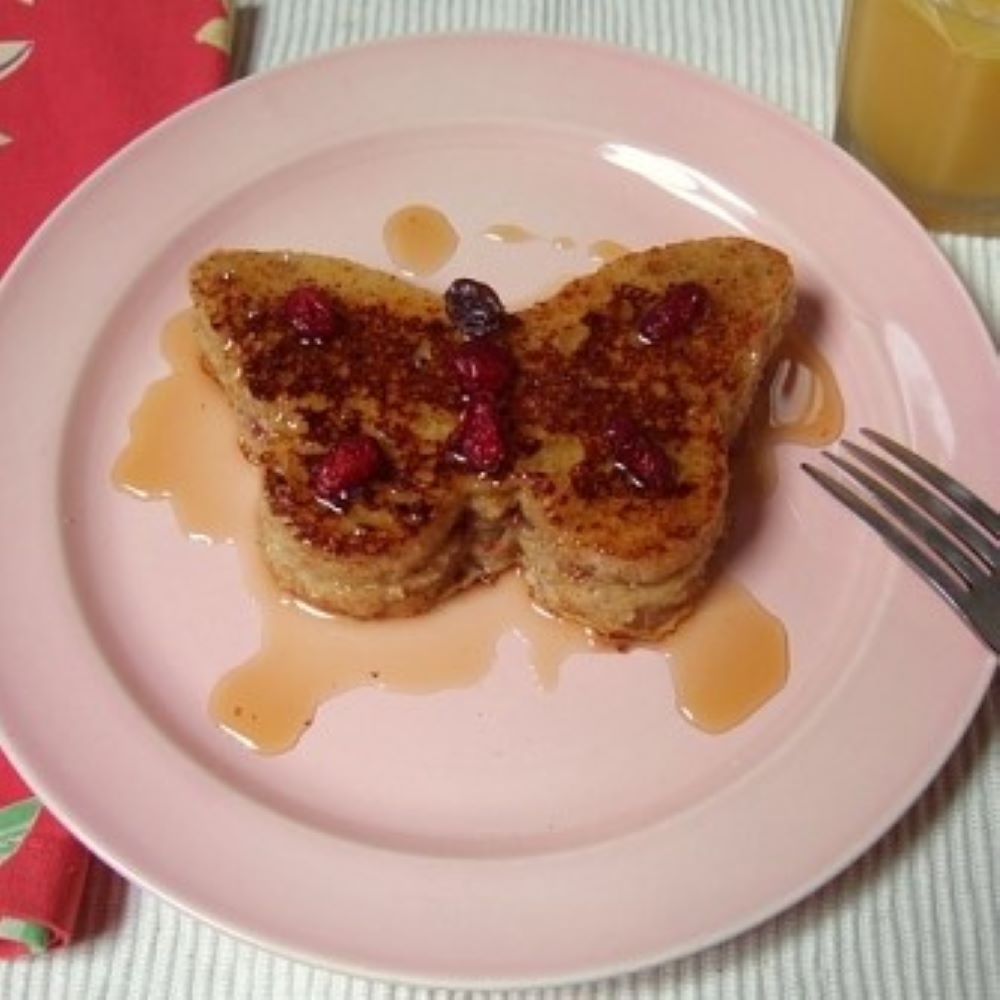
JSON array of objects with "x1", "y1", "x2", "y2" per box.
[
  {"x1": 189, "y1": 237, "x2": 794, "y2": 641},
  {"x1": 510, "y1": 239, "x2": 795, "y2": 638},
  {"x1": 190, "y1": 251, "x2": 519, "y2": 618}
]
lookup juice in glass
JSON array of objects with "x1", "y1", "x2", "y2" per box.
[{"x1": 836, "y1": 0, "x2": 1000, "y2": 233}]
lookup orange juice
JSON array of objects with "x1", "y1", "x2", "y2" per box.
[{"x1": 836, "y1": 0, "x2": 1000, "y2": 233}]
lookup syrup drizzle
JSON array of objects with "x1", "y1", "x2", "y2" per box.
[
  {"x1": 737, "y1": 328, "x2": 846, "y2": 497},
  {"x1": 212, "y1": 571, "x2": 601, "y2": 754},
  {"x1": 114, "y1": 214, "x2": 844, "y2": 755},
  {"x1": 768, "y1": 328, "x2": 844, "y2": 446},
  {"x1": 382, "y1": 204, "x2": 459, "y2": 276},
  {"x1": 483, "y1": 223, "x2": 537, "y2": 244},
  {"x1": 482, "y1": 223, "x2": 578, "y2": 253},
  {"x1": 113, "y1": 313, "x2": 604, "y2": 753},
  {"x1": 113, "y1": 310, "x2": 844, "y2": 754},
  {"x1": 666, "y1": 581, "x2": 788, "y2": 733},
  {"x1": 111, "y1": 312, "x2": 244, "y2": 542},
  {"x1": 382, "y1": 207, "x2": 625, "y2": 274}
]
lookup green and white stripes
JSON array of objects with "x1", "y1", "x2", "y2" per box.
[{"x1": 0, "y1": 798, "x2": 41, "y2": 867}]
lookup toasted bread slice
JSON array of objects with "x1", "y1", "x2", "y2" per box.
[
  {"x1": 511, "y1": 239, "x2": 795, "y2": 638},
  {"x1": 189, "y1": 238, "x2": 794, "y2": 640},
  {"x1": 190, "y1": 250, "x2": 518, "y2": 617}
]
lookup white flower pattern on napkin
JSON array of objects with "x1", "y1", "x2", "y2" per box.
[
  {"x1": 195, "y1": 0, "x2": 232, "y2": 54},
  {"x1": 0, "y1": 40, "x2": 33, "y2": 148}
]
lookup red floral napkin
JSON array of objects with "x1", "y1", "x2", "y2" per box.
[
  {"x1": 0, "y1": 0, "x2": 231, "y2": 957},
  {"x1": 0, "y1": 0, "x2": 232, "y2": 274}
]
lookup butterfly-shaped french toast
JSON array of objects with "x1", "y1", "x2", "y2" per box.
[{"x1": 189, "y1": 237, "x2": 794, "y2": 642}]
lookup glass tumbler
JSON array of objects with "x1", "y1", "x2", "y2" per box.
[{"x1": 835, "y1": 0, "x2": 1000, "y2": 234}]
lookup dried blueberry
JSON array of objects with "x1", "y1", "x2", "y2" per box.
[{"x1": 444, "y1": 278, "x2": 507, "y2": 338}]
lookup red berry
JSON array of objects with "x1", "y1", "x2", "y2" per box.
[
  {"x1": 605, "y1": 414, "x2": 675, "y2": 492},
  {"x1": 605, "y1": 413, "x2": 640, "y2": 450},
  {"x1": 313, "y1": 435, "x2": 383, "y2": 499},
  {"x1": 444, "y1": 278, "x2": 507, "y2": 338},
  {"x1": 282, "y1": 285, "x2": 340, "y2": 344},
  {"x1": 452, "y1": 341, "x2": 515, "y2": 397},
  {"x1": 451, "y1": 398, "x2": 507, "y2": 473},
  {"x1": 637, "y1": 282, "x2": 709, "y2": 343}
]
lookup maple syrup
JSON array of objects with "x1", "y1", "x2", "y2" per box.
[
  {"x1": 482, "y1": 224, "x2": 577, "y2": 254},
  {"x1": 382, "y1": 204, "x2": 459, "y2": 276},
  {"x1": 734, "y1": 327, "x2": 846, "y2": 497},
  {"x1": 483, "y1": 223, "x2": 537, "y2": 243},
  {"x1": 111, "y1": 312, "x2": 243, "y2": 542},
  {"x1": 114, "y1": 313, "x2": 600, "y2": 753},
  {"x1": 114, "y1": 220, "x2": 845, "y2": 755},
  {"x1": 114, "y1": 317, "x2": 806, "y2": 752},
  {"x1": 587, "y1": 239, "x2": 630, "y2": 263},
  {"x1": 768, "y1": 328, "x2": 845, "y2": 446},
  {"x1": 666, "y1": 581, "x2": 787, "y2": 732}
]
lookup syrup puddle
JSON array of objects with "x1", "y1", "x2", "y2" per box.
[
  {"x1": 382, "y1": 206, "x2": 628, "y2": 275},
  {"x1": 739, "y1": 328, "x2": 845, "y2": 496},
  {"x1": 114, "y1": 312, "x2": 604, "y2": 753},
  {"x1": 768, "y1": 328, "x2": 844, "y2": 446},
  {"x1": 212, "y1": 572, "x2": 598, "y2": 754},
  {"x1": 667, "y1": 581, "x2": 788, "y2": 733},
  {"x1": 117, "y1": 321, "x2": 796, "y2": 752},
  {"x1": 114, "y1": 261, "x2": 842, "y2": 755},
  {"x1": 382, "y1": 204, "x2": 459, "y2": 276},
  {"x1": 112, "y1": 313, "x2": 243, "y2": 541}
]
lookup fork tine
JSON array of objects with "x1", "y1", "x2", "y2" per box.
[
  {"x1": 801, "y1": 462, "x2": 968, "y2": 613},
  {"x1": 842, "y1": 441, "x2": 999, "y2": 572},
  {"x1": 860, "y1": 428, "x2": 1000, "y2": 538},
  {"x1": 823, "y1": 451, "x2": 984, "y2": 586}
]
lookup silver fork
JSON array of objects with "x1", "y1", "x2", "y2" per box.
[{"x1": 802, "y1": 428, "x2": 1000, "y2": 655}]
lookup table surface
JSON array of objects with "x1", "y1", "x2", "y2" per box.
[{"x1": 2, "y1": 1, "x2": 997, "y2": 997}]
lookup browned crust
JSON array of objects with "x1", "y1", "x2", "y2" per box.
[{"x1": 188, "y1": 238, "x2": 795, "y2": 641}]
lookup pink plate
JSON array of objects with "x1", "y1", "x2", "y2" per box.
[{"x1": 0, "y1": 36, "x2": 996, "y2": 987}]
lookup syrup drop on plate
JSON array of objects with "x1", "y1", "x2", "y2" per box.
[
  {"x1": 483, "y1": 223, "x2": 538, "y2": 244},
  {"x1": 382, "y1": 204, "x2": 459, "y2": 276},
  {"x1": 666, "y1": 581, "x2": 788, "y2": 733},
  {"x1": 112, "y1": 311, "x2": 244, "y2": 542}
]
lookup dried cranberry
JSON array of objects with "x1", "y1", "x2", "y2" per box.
[
  {"x1": 243, "y1": 304, "x2": 269, "y2": 332},
  {"x1": 452, "y1": 341, "x2": 515, "y2": 397},
  {"x1": 450, "y1": 398, "x2": 507, "y2": 473},
  {"x1": 605, "y1": 414, "x2": 675, "y2": 492},
  {"x1": 282, "y1": 285, "x2": 340, "y2": 344},
  {"x1": 637, "y1": 282, "x2": 709, "y2": 343},
  {"x1": 605, "y1": 413, "x2": 641, "y2": 450},
  {"x1": 313, "y1": 434, "x2": 383, "y2": 500},
  {"x1": 444, "y1": 278, "x2": 507, "y2": 338}
]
